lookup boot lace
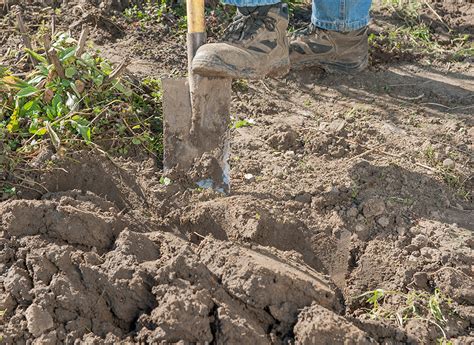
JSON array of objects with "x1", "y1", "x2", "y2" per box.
[
  {"x1": 223, "y1": 11, "x2": 276, "y2": 42},
  {"x1": 291, "y1": 23, "x2": 320, "y2": 38}
]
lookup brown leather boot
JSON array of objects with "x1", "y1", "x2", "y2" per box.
[
  {"x1": 192, "y1": 3, "x2": 290, "y2": 79},
  {"x1": 290, "y1": 24, "x2": 368, "y2": 73}
]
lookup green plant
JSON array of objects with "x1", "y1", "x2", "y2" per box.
[
  {"x1": 423, "y1": 144, "x2": 436, "y2": 163},
  {"x1": 358, "y1": 288, "x2": 454, "y2": 342},
  {"x1": 123, "y1": 0, "x2": 187, "y2": 33},
  {"x1": 233, "y1": 118, "x2": 255, "y2": 129},
  {"x1": 232, "y1": 79, "x2": 249, "y2": 93},
  {"x1": 370, "y1": 1, "x2": 473, "y2": 62},
  {"x1": 159, "y1": 176, "x2": 172, "y2": 186},
  {"x1": 1, "y1": 29, "x2": 163, "y2": 197},
  {"x1": 282, "y1": 0, "x2": 306, "y2": 18},
  {"x1": 441, "y1": 171, "x2": 471, "y2": 201}
]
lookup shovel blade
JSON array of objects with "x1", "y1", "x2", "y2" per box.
[
  {"x1": 162, "y1": 76, "x2": 232, "y2": 194},
  {"x1": 162, "y1": 77, "x2": 196, "y2": 172}
]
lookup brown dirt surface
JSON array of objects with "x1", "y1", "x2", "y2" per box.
[{"x1": 1, "y1": 0, "x2": 473, "y2": 344}]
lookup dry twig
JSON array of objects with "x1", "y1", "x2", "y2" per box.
[
  {"x1": 15, "y1": 11, "x2": 36, "y2": 66},
  {"x1": 75, "y1": 27, "x2": 89, "y2": 58}
]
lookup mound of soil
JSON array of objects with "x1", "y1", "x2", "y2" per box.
[{"x1": 1, "y1": 0, "x2": 473, "y2": 344}]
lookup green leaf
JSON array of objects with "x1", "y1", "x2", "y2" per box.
[
  {"x1": 159, "y1": 176, "x2": 172, "y2": 186},
  {"x1": 38, "y1": 65, "x2": 49, "y2": 76},
  {"x1": 16, "y1": 85, "x2": 39, "y2": 98},
  {"x1": 93, "y1": 74, "x2": 104, "y2": 86},
  {"x1": 77, "y1": 124, "x2": 91, "y2": 141},
  {"x1": 65, "y1": 66, "x2": 77, "y2": 79},
  {"x1": 22, "y1": 100, "x2": 37, "y2": 112},
  {"x1": 28, "y1": 75, "x2": 46, "y2": 86},
  {"x1": 80, "y1": 53, "x2": 95, "y2": 66},
  {"x1": 100, "y1": 61, "x2": 113, "y2": 75},
  {"x1": 132, "y1": 137, "x2": 142, "y2": 145},
  {"x1": 7, "y1": 112, "x2": 19, "y2": 132},
  {"x1": 25, "y1": 48, "x2": 47, "y2": 63},
  {"x1": 46, "y1": 106, "x2": 56, "y2": 120},
  {"x1": 71, "y1": 116, "x2": 91, "y2": 141},
  {"x1": 113, "y1": 81, "x2": 132, "y2": 97},
  {"x1": 59, "y1": 47, "x2": 77, "y2": 61}
]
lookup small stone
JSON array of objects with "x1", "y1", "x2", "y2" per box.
[
  {"x1": 347, "y1": 207, "x2": 358, "y2": 218},
  {"x1": 412, "y1": 234, "x2": 429, "y2": 249},
  {"x1": 442, "y1": 158, "x2": 455, "y2": 170},
  {"x1": 284, "y1": 150, "x2": 295, "y2": 158},
  {"x1": 466, "y1": 237, "x2": 474, "y2": 249},
  {"x1": 377, "y1": 216, "x2": 390, "y2": 228},
  {"x1": 362, "y1": 198, "x2": 386, "y2": 218},
  {"x1": 355, "y1": 223, "x2": 370, "y2": 241},
  {"x1": 413, "y1": 272, "x2": 428, "y2": 288},
  {"x1": 25, "y1": 304, "x2": 54, "y2": 337},
  {"x1": 397, "y1": 227, "x2": 407, "y2": 236},
  {"x1": 244, "y1": 173, "x2": 255, "y2": 182},
  {"x1": 295, "y1": 193, "x2": 312, "y2": 204}
]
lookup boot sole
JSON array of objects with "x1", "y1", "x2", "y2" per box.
[
  {"x1": 290, "y1": 55, "x2": 368, "y2": 74},
  {"x1": 193, "y1": 57, "x2": 290, "y2": 80}
]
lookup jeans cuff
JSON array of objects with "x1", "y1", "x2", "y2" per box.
[
  {"x1": 311, "y1": 15, "x2": 370, "y2": 32},
  {"x1": 222, "y1": 0, "x2": 281, "y2": 6}
]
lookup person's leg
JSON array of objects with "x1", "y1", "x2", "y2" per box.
[
  {"x1": 290, "y1": 0, "x2": 372, "y2": 73},
  {"x1": 191, "y1": 1, "x2": 290, "y2": 79},
  {"x1": 312, "y1": 0, "x2": 371, "y2": 32}
]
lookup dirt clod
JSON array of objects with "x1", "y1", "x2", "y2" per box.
[{"x1": 25, "y1": 304, "x2": 54, "y2": 338}]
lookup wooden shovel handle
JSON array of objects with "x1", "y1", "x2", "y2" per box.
[{"x1": 187, "y1": 0, "x2": 205, "y2": 34}]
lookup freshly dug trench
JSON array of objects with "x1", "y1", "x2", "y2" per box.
[{"x1": 0, "y1": 193, "x2": 341, "y2": 343}]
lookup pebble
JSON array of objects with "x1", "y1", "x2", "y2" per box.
[
  {"x1": 413, "y1": 272, "x2": 428, "y2": 288},
  {"x1": 412, "y1": 234, "x2": 429, "y2": 249},
  {"x1": 396, "y1": 227, "x2": 407, "y2": 237},
  {"x1": 377, "y1": 216, "x2": 390, "y2": 228},
  {"x1": 355, "y1": 223, "x2": 370, "y2": 241},
  {"x1": 244, "y1": 173, "x2": 255, "y2": 182},
  {"x1": 284, "y1": 150, "x2": 295, "y2": 158},
  {"x1": 442, "y1": 158, "x2": 455, "y2": 169},
  {"x1": 295, "y1": 193, "x2": 312, "y2": 204},
  {"x1": 347, "y1": 207, "x2": 359, "y2": 218}
]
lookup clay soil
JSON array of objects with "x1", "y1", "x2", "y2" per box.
[{"x1": 0, "y1": 1, "x2": 473, "y2": 344}]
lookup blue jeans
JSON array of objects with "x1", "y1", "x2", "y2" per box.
[{"x1": 222, "y1": 0, "x2": 371, "y2": 32}]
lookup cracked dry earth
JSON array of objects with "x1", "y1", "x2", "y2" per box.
[{"x1": 1, "y1": 1, "x2": 474, "y2": 344}]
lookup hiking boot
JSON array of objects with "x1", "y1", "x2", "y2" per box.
[
  {"x1": 290, "y1": 24, "x2": 368, "y2": 73},
  {"x1": 192, "y1": 3, "x2": 290, "y2": 79}
]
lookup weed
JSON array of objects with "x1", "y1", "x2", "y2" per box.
[
  {"x1": 303, "y1": 99, "x2": 312, "y2": 107},
  {"x1": 282, "y1": 0, "x2": 305, "y2": 18},
  {"x1": 358, "y1": 288, "x2": 454, "y2": 342},
  {"x1": 1, "y1": 29, "x2": 163, "y2": 197},
  {"x1": 232, "y1": 79, "x2": 249, "y2": 93},
  {"x1": 370, "y1": 0, "x2": 473, "y2": 62},
  {"x1": 351, "y1": 183, "x2": 360, "y2": 201},
  {"x1": 423, "y1": 144, "x2": 436, "y2": 163},
  {"x1": 233, "y1": 118, "x2": 255, "y2": 129},
  {"x1": 441, "y1": 170, "x2": 470, "y2": 201},
  {"x1": 123, "y1": 0, "x2": 187, "y2": 33},
  {"x1": 159, "y1": 176, "x2": 172, "y2": 186}
]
